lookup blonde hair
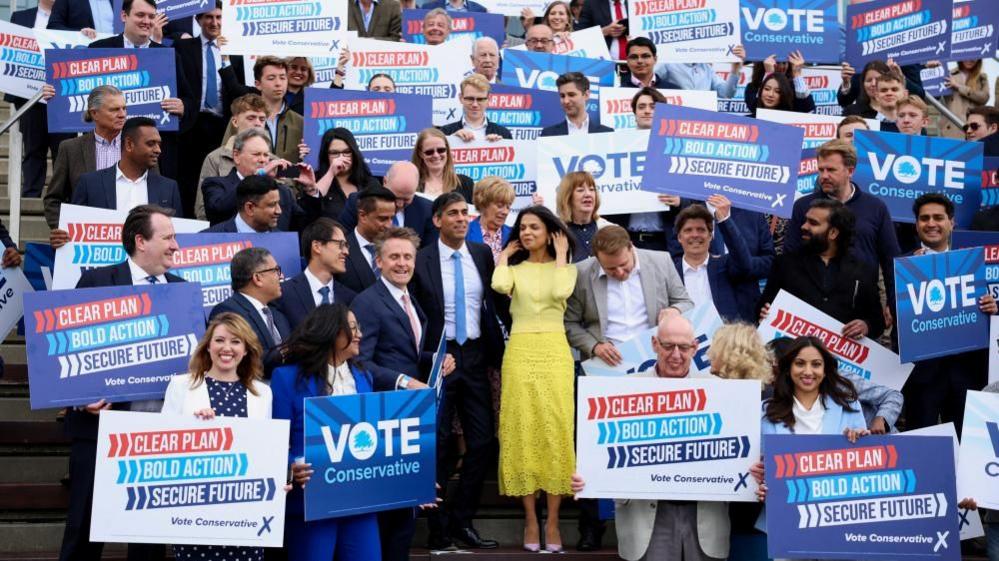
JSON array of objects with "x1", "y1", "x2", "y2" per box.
[
  {"x1": 285, "y1": 57, "x2": 316, "y2": 88},
  {"x1": 460, "y1": 73, "x2": 491, "y2": 96},
  {"x1": 556, "y1": 171, "x2": 601, "y2": 223},
  {"x1": 188, "y1": 313, "x2": 263, "y2": 396},
  {"x1": 412, "y1": 127, "x2": 461, "y2": 193},
  {"x1": 896, "y1": 95, "x2": 927, "y2": 117},
  {"x1": 706, "y1": 323, "x2": 773, "y2": 384},
  {"x1": 816, "y1": 139, "x2": 858, "y2": 169},
  {"x1": 473, "y1": 176, "x2": 515, "y2": 209}
]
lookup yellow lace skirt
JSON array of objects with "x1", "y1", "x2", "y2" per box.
[{"x1": 497, "y1": 331, "x2": 575, "y2": 497}]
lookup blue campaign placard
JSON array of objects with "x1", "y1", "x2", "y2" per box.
[
  {"x1": 893, "y1": 247, "x2": 988, "y2": 363},
  {"x1": 950, "y1": 0, "x2": 999, "y2": 60},
  {"x1": 920, "y1": 64, "x2": 952, "y2": 98},
  {"x1": 24, "y1": 282, "x2": 206, "y2": 409},
  {"x1": 302, "y1": 87, "x2": 433, "y2": 176},
  {"x1": 499, "y1": 49, "x2": 615, "y2": 122},
  {"x1": 46, "y1": 48, "x2": 179, "y2": 133},
  {"x1": 846, "y1": 0, "x2": 952, "y2": 68},
  {"x1": 951, "y1": 230, "x2": 999, "y2": 300},
  {"x1": 171, "y1": 233, "x2": 301, "y2": 316},
  {"x1": 764, "y1": 434, "x2": 960, "y2": 561},
  {"x1": 303, "y1": 390, "x2": 436, "y2": 520},
  {"x1": 486, "y1": 83, "x2": 563, "y2": 141},
  {"x1": 853, "y1": 130, "x2": 983, "y2": 226},
  {"x1": 113, "y1": 0, "x2": 216, "y2": 33},
  {"x1": 739, "y1": 0, "x2": 841, "y2": 63},
  {"x1": 641, "y1": 104, "x2": 803, "y2": 218},
  {"x1": 402, "y1": 8, "x2": 506, "y2": 46},
  {"x1": 24, "y1": 242, "x2": 54, "y2": 292},
  {"x1": 981, "y1": 157, "x2": 999, "y2": 207}
]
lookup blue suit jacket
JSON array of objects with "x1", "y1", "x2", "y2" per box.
[
  {"x1": 48, "y1": 0, "x2": 96, "y2": 30},
  {"x1": 270, "y1": 362, "x2": 373, "y2": 516},
  {"x1": 760, "y1": 397, "x2": 867, "y2": 438},
  {"x1": 70, "y1": 167, "x2": 184, "y2": 217},
  {"x1": 272, "y1": 272, "x2": 357, "y2": 329},
  {"x1": 351, "y1": 280, "x2": 431, "y2": 391},
  {"x1": 466, "y1": 217, "x2": 510, "y2": 246},
  {"x1": 539, "y1": 120, "x2": 614, "y2": 137},
  {"x1": 209, "y1": 292, "x2": 291, "y2": 374},
  {"x1": 671, "y1": 218, "x2": 755, "y2": 323},
  {"x1": 338, "y1": 191, "x2": 437, "y2": 247},
  {"x1": 336, "y1": 229, "x2": 380, "y2": 294},
  {"x1": 421, "y1": 0, "x2": 488, "y2": 11}
]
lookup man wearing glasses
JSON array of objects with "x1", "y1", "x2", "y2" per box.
[
  {"x1": 524, "y1": 23, "x2": 555, "y2": 53},
  {"x1": 210, "y1": 246, "x2": 290, "y2": 374},
  {"x1": 440, "y1": 74, "x2": 513, "y2": 142}
]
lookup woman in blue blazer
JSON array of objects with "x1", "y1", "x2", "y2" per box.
[
  {"x1": 466, "y1": 176, "x2": 514, "y2": 262},
  {"x1": 271, "y1": 304, "x2": 380, "y2": 561}
]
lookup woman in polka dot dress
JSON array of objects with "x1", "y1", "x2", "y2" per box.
[{"x1": 162, "y1": 313, "x2": 272, "y2": 561}]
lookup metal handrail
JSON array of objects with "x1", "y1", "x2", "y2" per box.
[
  {"x1": 924, "y1": 93, "x2": 965, "y2": 130},
  {"x1": 0, "y1": 89, "x2": 43, "y2": 137},
  {"x1": 1, "y1": 89, "x2": 44, "y2": 245}
]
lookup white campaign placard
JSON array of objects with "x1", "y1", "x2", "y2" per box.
[
  {"x1": 599, "y1": 87, "x2": 717, "y2": 130},
  {"x1": 958, "y1": 390, "x2": 999, "y2": 510},
  {"x1": 91, "y1": 410, "x2": 290, "y2": 546},
  {"x1": 755, "y1": 109, "x2": 879, "y2": 150},
  {"x1": 220, "y1": 0, "x2": 347, "y2": 56},
  {"x1": 33, "y1": 28, "x2": 112, "y2": 50},
  {"x1": 988, "y1": 315, "x2": 999, "y2": 385},
  {"x1": 475, "y1": 0, "x2": 549, "y2": 17},
  {"x1": 581, "y1": 303, "x2": 723, "y2": 378},
  {"x1": 576, "y1": 376, "x2": 761, "y2": 501},
  {"x1": 632, "y1": 0, "x2": 741, "y2": 63},
  {"x1": 904, "y1": 422, "x2": 986, "y2": 540},
  {"x1": 0, "y1": 21, "x2": 46, "y2": 98},
  {"x1": 344, "y1": 36, "x2": 472, "y2": 126},
  {"x1": 450, "y1": 138, "x2": 537, "y2": 210},
  {"x1": 758, "y1": 290, "x2": 914, "y2": 392},
  {"x1": 53, "y1": 205, "x2": 208, "y2": 290},
  {"x1": 802, "y1": 66, "x2": 849, "y2": 116},
  {"x1": 537, "y1": 130, "x2": 666, "y2": 216},
  {"x1": 0, "y1": 267, "x2": 33, "y2": 338},
  {"x1": 510, "y1": 26, "x2": 613, "y2": 60}
]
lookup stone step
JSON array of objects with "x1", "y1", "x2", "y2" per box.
[
  {"x1": 0, "y1": 398, "x2": 54, "y2": 422},
  {"x1": 18, "y1": 215, "x2": 50, "y2": 244},
  {"x1": 0, "y1": 457, "x2": 68, "y2": 484},
  {"x1": 1, "y1": 344, "x2": 27, "y2": 365},
  {"x1": 0, "y1": 197, "x2": 45, "y2": 216}
]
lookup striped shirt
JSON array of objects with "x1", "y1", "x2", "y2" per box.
[{"x1": 95, "y1": 133, "x2": 122, "y2": 171}]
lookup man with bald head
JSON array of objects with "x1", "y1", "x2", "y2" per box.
[
  {"x1": 471, "y1": 37, "x2": 500, "y2": 83},
  {"x1": 525, "y1": 23, "x2": 555, "y2": 52},
  {"x1": 571, "y1": 315, "x2": 737, "y2": 561},
  {"x1": 338, "y1": 161, "x2": 438, "y2": 247}
]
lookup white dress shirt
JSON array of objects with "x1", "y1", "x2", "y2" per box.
[
  {"x1": 792, "y1": 396, "x2": 825, "y2": 435},
  {"x1": 127, "y1": 257, "x2": 166, "y2": 284},
  {"x1": 603, "y1": 253, "x2": 649, "y2": 345},
  {"x1": 123, "y1": 35, "x2": 152, "y2": 49},
  {"x1": 304, "y1": 267, "x2": 336, "y2": 306},
  {"x1": 566, "y1": 116, "x2": 590, "y2": 136},
  {"x1": 439, "y1": 240, "x2": 483, "y2": 341},
  {"x1": 460, "y1": 117, "x2": 489, "y2": 141},
  {"x1": 33, "y1": 8, "x2": 51, "y2": 29},
  {"x1": 115, "y1": 165, "x2": 149, "y2": 212},
  {"x1": 327, "y1": 362, "x2": 357, "y2": 395},
  {"x1": 682, "y1": 254, "x2": 713, "y2": 310},
  {"x1": 354, "y1": 229, "x2": 377, "y2": 269}
]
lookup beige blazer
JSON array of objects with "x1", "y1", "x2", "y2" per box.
[{"x1": 161, "y1": 374, "x2": 272, "y2": 419}]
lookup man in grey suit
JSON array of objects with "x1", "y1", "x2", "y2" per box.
[
  {"x1": 564, "y1": 224, "x2": 691, "y2": 551},
  {"x1": 571, "y1": 314, "x2": 737, "y2": 561},
  {"x1": 348, "y1": 0, "x2": 402, "y2": 41}
]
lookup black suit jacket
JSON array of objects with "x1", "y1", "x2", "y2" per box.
[
  {"x1": 70, "y1": 166, "x2": 185, "y2": 216},
  {"x1": 69, "y1": 262, "x2": 184, "y2": 440},
  {"x1": 209, "y1": 292, "x2": 290, "y2": 374},
  {"x1": 539, "y1": 120, "x2": 614, "y2": 137},
  {"x1": 338, "y1": 191, "x2": 438, "y2": 247},
  {"x1": 49, "y1": 0, "x2": 96, "y2": 31},
  {"x1": 336, "y1": 230, "x2": 379, "y2": 294},
  {"x1": 410, "y1": 241, "x2": 506, "y2": 369},
  {"x1": 438, "y1": 120, "x2": 513, "y2": 140},
  {"x1": 272, "y1": 272, "x2": 357, "y2": 329},
  {"x1": 577, "y1": 0, "x2": 621, "y2": 48},
  {"x1": 201, "y1": 169, "x2": 322, "y2": 231},
  {"x1": 174, "y1": 37, "x2": 245, "y2": 120},
  {"x1": 11, "y1": 7, "x2": 35, "y2": 27}
]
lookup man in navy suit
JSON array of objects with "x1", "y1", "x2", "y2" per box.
[
  {"x1": 71, "y1": 117, "x2": 185, "y2": 216},
  {"x1": 62, "y1": 204, "x2": 182, "y2": 561},
  {"x1": 350, "y1": 226, "x2": 455, "y2": 561},
  {"x1": 338, "y1": 161, "x2": 437, "y2": 246},
  {"x1": 539, "y1": 72, "x2": 614, "y2": 137},
  {"x1": 272, "y1": 218, "x2": 356, "y2": 329},
  {"x1": 210, "y1": 247, "x2": 290, "y2": 374},
  {"x1": 411, "y1": 193, "x2": 505, "y2": 551},
  {"x1": 202, "y1": 172, "x2": 320, "y2": 233},
  {"x1": 49, "y1": 0, "x2": 114, "y2": 36},
  {"x1": 337, "y1": 186, "x2": 397, "y2": 293}
]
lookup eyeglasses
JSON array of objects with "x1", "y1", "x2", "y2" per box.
[
  {"x1": 526, "y1": 38, "x2": 553, "y2": 46},
  {"x1": 964, "y1": 122, "x2": 982, "y2": 132},
  {"x1": 327, "y1": 149, "x2": 352, "y2": 158},
  {"x1": 656, "y1": 340, "x2": 695, "y2": 354},
  {"x1": 254, "y1": 265, "x2": 283, "y2": 277},
  {"x1": 462, "y1": 96, "x2": 489, "y2": 104},
  {"x1": 326, "y1": 238, "x2": 348, "y2": 250},
  {"x1": 422, "y1": 147, "x2": 448, "y2": 157}
]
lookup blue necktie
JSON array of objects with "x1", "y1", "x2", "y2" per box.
[
  {"x1": 392, "y1": 214, "x2": 401, "y2": 227},
  {"x1": 318, "y1": 286, "x2": 331, "y2": 305},
  {"x1": 204, "y1": 41, "x2": 217, "y2": 110},
  {"x1": 364, "y1": 244, "x2": 380, "y2": 277},
  {"x1": 452, "y1": 251, "x2": 467, "y2": 345},
  {"x1": 145, "y1": 275, "x2": 158, "y2": 284}
]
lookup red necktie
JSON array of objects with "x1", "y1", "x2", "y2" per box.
[{"x1": 613, "y1": 0, "x2": 627, "y2": 60}]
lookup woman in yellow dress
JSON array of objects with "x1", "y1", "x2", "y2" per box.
[{"x1": 492, "y1": 205, "x2": 578, "y2": 553}]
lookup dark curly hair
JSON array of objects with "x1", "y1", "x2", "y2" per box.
[{"x1": 764, "y1": 336, "x2": 858, "y2": 431}]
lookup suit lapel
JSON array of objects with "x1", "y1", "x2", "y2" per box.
[
  {"x1": 638, "y1": 254, "x2": 659, "y2": 326},
  {"x1": 426, "y1": 244, "x2": 445, "y2": 316},
  {"x1": 348, "y1": 235, "x2": 376, "y2": 286},
  {"x1": 592, "y1": 265, "x2": 609, "y2": 336},
  {"x1": 146, "y1": 175, "x2": 160, "y2": 206},
  {"x1": 82, "y1": 133, "x2": 96, "y2": 172},
  {"x1": 103, "y1": 168, "x2": 117, "y2": 210},
  {"x1": 234, "y1": 293, "x2": 275, "y2": 348},
  {"x1": 377, "y1": 282, "x2": 419, "y2": 352},
  {"x1": 821, "y1": 395, "x2": 845, "y2": 433},
  {"x1": 292, "y1": 275, "x2": 315, "y2": 314}
]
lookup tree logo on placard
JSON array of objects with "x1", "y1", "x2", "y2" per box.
[
  {"x1": 766, "y1": 11, "x2": 787, "y2": 29},
  {"x1": 582, "y1": 159, "x2": 605, "y2": 178},
  {"x1": 927, "y1": 284, "x2": 946, "y2": 312},
  {"x1": 896, "y1": 161, "x2": 919, "y2": 182},
  {"x1": 350, "y1": 427, "x2": 377, "y2": 460}
]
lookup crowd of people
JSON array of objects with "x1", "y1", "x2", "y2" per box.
[{"x1": 4, "y1": 0, "x2": 999, "y2": 560}]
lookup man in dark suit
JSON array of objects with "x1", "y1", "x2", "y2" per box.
[
  {"x1": 48, "y1": 0, "x2": 114, "y2": 35},
  {"x1": 202, "y1": 173, "x2": 319, "y2": 233},
  {"x1": 411, "y1": 193, "x2": 505, "y2": 551},
  {"x1": 70, "y1": 117, "x2": 184, "y2": 216},
  {"x1": 272, "y1": 218, "x2": 356, "y2": 329},
  {"x1": 540, "y1": 72, "x2": 614, "y2": 137},
  {"x1": 338, "y1": 161, "x2": 437, "y2": 247},
  {"x1": 577, "y1": 0, "x2": 628, "y2": 57},
  {"x1": 210, "y1": 247, "x2": 290, "y2": 374},
  {"x1": 337, "y1": 187, "x2": 396, "y2": 293},
  {"x1": 758, "y1": 199, "x2": 885, "y2": 340},
  {"x1": 438, "y1": 73, "x2": 513, "y2": 141},
  {"x1": 350, "y1": 226, "x2": 455, "y2": 561},
  {"x1": 88, "y1": 0, "x2": 199, "y2": 195},
  {"x1": 61, "y1": 204, "x2": 182, "y2": 561},
  {"x1": 174, "y1": 1, "x2": 245, "y2": 216},
  {"x1": 348, "y1": 0, "x2": 402, "y2": 41}
]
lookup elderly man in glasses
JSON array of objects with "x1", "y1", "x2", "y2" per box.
[
  {"x1": 440, "y1": 74, "x2": 513, "y2": 142},
  {"x1": 210, "y1": 246, "x2": 291, "y2": 375}
]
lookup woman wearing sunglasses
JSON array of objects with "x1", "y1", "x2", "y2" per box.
[
  {"x1": 411, "y1": 127, "x2": 474, "y2": 202},
  {"x1": 941, "y1": 60, "x2": 990, "y2": 140}
]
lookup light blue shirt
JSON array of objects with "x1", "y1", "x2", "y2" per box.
[
  {"x1": 656, "y1": 63, "x2": 740, "y2": 99},
  {"x1": 234, "y1": 213, "x2": 259, "y2": 233},
  {"x1": 356, "y1": 0, "x2": 379, "y2": 32},
  {"x1": 88, "y1": 0, "x2": 115, "y2": 34}
]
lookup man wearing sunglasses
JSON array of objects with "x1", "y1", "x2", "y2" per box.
[
  {"x1": 210, "y1": 246, "x2": 290, "y2": 375},
  {"x1": 965, "y1": 106, "x2": 999, "y2": 157},
  {"x1": 440, "y1": 74, "x2": 513, "y2": 142}
]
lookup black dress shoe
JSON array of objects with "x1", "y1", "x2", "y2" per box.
[
  {"x1": 452, "y1": 526, "x2": 499, "y2": 549},
  {"x1": 577, "y1": 528, "x2": 603, "y2": 551},
  {"x1": 427, "y1": 533, "x2": 454, "y2": 551}
]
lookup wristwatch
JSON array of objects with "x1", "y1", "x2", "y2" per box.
[{"x1": 399, "y1": 375, "x2": 412, "y2": 389}]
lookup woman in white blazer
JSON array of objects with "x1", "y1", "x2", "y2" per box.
[{"x1": 161, "y1": 312, "x2": 272, "y2": 561}]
